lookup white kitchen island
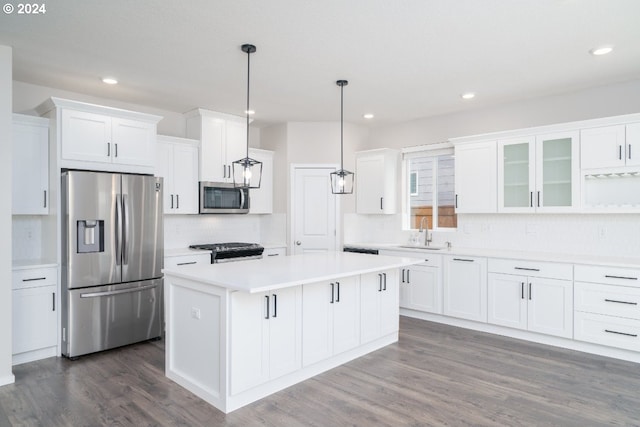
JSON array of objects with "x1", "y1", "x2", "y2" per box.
[{"x1": 162, "y1": 251, "x2": 422, "y2": 413}]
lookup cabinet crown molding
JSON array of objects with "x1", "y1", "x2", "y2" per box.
[{"x1": 35, "y1": 97, "x2": 162, "y2": 123}]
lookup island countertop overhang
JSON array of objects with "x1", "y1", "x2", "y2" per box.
[{"x1": 162, "y1": 251, "x2": 423, "y2": 293}]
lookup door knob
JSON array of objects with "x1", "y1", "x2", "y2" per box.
[{"x1": 296, "y1": 241, "x2": 301, "y2": 245}]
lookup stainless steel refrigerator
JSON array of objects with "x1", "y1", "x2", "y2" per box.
[{"x1": 61, "y1": 171, "x2": 164, "y2": 358}]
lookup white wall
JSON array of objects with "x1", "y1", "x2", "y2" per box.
[
  {"x1": 1, "y1": 45, "x2": 15, "y2": 386},
  {"x1": 346, "y1": 79, "x2": 640, "y2": 259}
]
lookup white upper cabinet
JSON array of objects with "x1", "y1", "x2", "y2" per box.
[
  {"x1": 581, "y1": 123, "x2": 640, "y2": 169},
  {"x1": 248, "y1": 148, "x2": 274, "y2": 214},
  {"x1": 356, "y1": 149, "x2": 399, "y2": 214},
  {"x1": 498, "y1": 131, "x2": 579, "y2": 212},
  {"x1": 185, "y1": 109, "x2": 247, "y2": 183},
  {"x1": 453, "y1": 141, "x2": 497, "y2": 213},
  {"x1": 155, "y1": 136, "x2": 199, "y2": 215},
  {"x1": 12, "y1": 114, "x2": 49, "y2": 215},
  {"x1": 35, "y1": 97, "x2": 161, "y2": 175}
]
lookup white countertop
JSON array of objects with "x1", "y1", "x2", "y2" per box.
[
  {"x1": 162, "y1": 251, "x2": 422, "y2": 293},
  {"x1": 344, "y1": 243, "x2": 640, "y2": 269}
]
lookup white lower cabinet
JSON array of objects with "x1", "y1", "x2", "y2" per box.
[
  {"x1": 400, "y1": 257, "x2": 442, "y2": 314},
  {"x1": 487, "y1": 259, "x2": 573, "y2": 338},
  {"x1": 12, "y1": 266, "x2": 58, "y2": 365},
  {"x1": 302, "y1": 276, "x2": 360, "y2": 366},
  {"x1": 443, "y1": 256, "x2": 487, "y2": 322},
  {"x1": 229, "y1": 286, "x2": 302, "y2": 395},
  {"x1": 574, "y1": 265, "x2": 640, "y2": 351},
  {"x1": 361, "y1": 269, "x2": 399, "y2": 343}
]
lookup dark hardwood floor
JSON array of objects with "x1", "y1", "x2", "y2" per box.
[{"x1": 2, "y1": 316, "x2": 639, "y2": 426}]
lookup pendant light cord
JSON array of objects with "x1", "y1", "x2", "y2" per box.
[
  {"x1": 246, "y1": 49, "x2": 251, "y2": 160},
  {"x1": 340, "y1": 82, "x2": 344, "y2": 171}
]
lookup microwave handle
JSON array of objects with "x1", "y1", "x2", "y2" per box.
[{"x1": 240, "y1": 188, "x2": 246, "y2": 209}]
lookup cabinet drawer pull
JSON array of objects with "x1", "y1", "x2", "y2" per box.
[
  {"x1": 22, "y1": 277, "x2": 46, "y2": 282},
  {"x1": 530, "y1": 191, "x2": 533, "y2": 208},
  {"x1": 514, "y1": 267, "x2": 540, "y2": 272},
  {"x1": 605, "y1": 275, "x2": 638, "y2": 281},
  {"x1": 176, "y1": 261, "x2": 197, "y2": 266},
  {"x1": 382, "y1": 273, "x2": 387, "y2": 291},
  {"x1": 267, "y1": 253, "x2": 279, "y2": 257},
  {"x1": 336, "y1": 282, "x2": 340, "y2": 302},
  {"x1": 52, "y1": 292, "x2": 55, "y2": 311},
  {"x1": 330, "y1": 283, "x2": 335, "y2": 303},
  {"x1": 44, "y1": 190, "x2": 47, "y2": 208},
  {"x1": 176, "y1": 194, "x2": 179, "y2": 209},
  {"x1": 115, "y1": 143, "x2": 118, "y2": 157},
  {"x1": 521, "y1": 282, "x2": 525, "y2": 299},
  {"x1": 107, "y1": 142, "x2": 110, "y2": 157},
  {"x1": 170, "y1": 194, "x2": 174, "y2": 209},
  {"x1": 619, "y1": 145, "x2": 623, "y2": 160},
  {"x1": 528, "y1": 283, "x2": 532, "y2": 300},
  {"x1": 629, "y1": 144, "x2": 632, "y2": 160},
  {"x1": 401, "y1": 269, "x2": 405, "y2": 283},
  {"x1": 455, "y1": 194, "x2": 458, "y2": 209},
  {"x1": 378, "y1": 274, "x2": 382, "y2": 292},
  {"x1": 605, "y1": 329, "x2": 637, "y2": 338},
  {"x1": 406, "y1": 270, "x2": 410, "y2": 284},
  {"x1": 537, "y1": 191, "x2": 541, "y2": 207},
  {"x1": 380, "y1": 197, "x2": 383, "y2": 210},
  {"x1": 453, "y1": 258, "x2": 474, "y2": 262},
  {"x1": 604, "y1": 299, "x2": 638, "y2": 305}
]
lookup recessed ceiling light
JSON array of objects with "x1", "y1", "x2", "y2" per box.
[
  {"x1": 590, "y1": 46, "x2": 613, "y2": 56},
  {"x1": 363, "y1": 113, "x2": 374, "y2": 119},
  {"x1": 461, "y1": 92, "x2": 475, "y2": 100},
  {"x1": 245, "y1": 110, "x2": 255, "y2": 115},
  {"x1": 102, "y1": 77, "x2": 118, "y2": 85}
]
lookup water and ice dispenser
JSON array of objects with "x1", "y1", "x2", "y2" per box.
[{"x1": 77, "y1": 220, "x2": 104, "y2": 253}]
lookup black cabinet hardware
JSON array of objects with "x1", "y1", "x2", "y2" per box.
[
  {"x1": 453, "y1": 258, "x2": 474, "y2": 262},
  {"x1": 380, "y1": 197, "x2": 383, "y2": 210},
  {"x1": 401, "y1": 269, "x2": 405, "y2": 283},
  {"x1": 336, "y1": 282, "x2": 340, "y2": 302},
  {"x1": 382, "y1": 273, "x2": 387, "y2": 291},
  {"x1": 44, "y1": 190, "x2": 47, "y2": 208},
  {"x1": 107, "y1": 142, "x2": 110, "y2": 157},
  {"x1": 115, "y1": 144, "x2": 118, "y2": 157},
  {"x1": 176, "y1": 194, "x2": 179, "y2": 209},
  {"x1": 605, "y1": 275, "x2": 638, "y2": 281},
  {"x1": 537, "y1": 191, "x2": 540, "y2": 207},
  {"x1": 171, "y1": 194, "x2": 174, "y2": 209},
  {"x1": 455, "y1": 194, "x2": 458, "y2": 209},
  {"x1": 176, "y1": 261, "x2": 196, "y2": 266},
  {"x1": 528, "y1": 283, "x2": 532, "y2": 300},
  {"x1": 530, "y1": 191, "x2": 533, "y2": 208},
  {"x1": 515, "y1": 267, "x2": 540, "y2": 272},
  {"x1": 264, "y1": 295, "x2": 270, "y2": 319},
  {"x1": 273, "y1": 294, "x2": 277, "y2": 318},
  {"x1": 330, "y1": 283, "x2": 335, "y2": 303},
  {"x1": 52, "y1": 292, "x2": 55, "y2": 311},
  {"x1": 406, "y1": 269, "x2": 410, "y2": 284},
  {"x1": 604, "y1": 299, "x2": 638, "y2": 305},
  {"x1": 378, "y1": 274, "x2": 382, "y2": 292},
  {"x1": 619, "y1": 145, "x2": 623, "y2": 160},
  {"x1": 22, "y1": 277, "x2": 46, "y2": 282},
  {"x1": 521, "y1": 282, "x2": 525, "y2": 299}
]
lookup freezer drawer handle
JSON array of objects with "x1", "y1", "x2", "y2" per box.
[
  {"x1": 605, "y1": 329, "x2": 637, "y2": 338},
  {"x1": 604, "y1": 299, "x2": 638, "y2": 305},
  {"x1": 80, "y1": 284, "x2": 157, "y2": 298},
  {"x1": 605, "y1": 275, "x2": 638, "y2": 281}
]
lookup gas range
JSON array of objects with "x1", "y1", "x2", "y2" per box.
[{"x1": 189, "y1": 242, "x2": 264, "y2": 263}]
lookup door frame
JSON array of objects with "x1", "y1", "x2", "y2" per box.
[{"x1": 289, "y1": 164, "x2": 341, "y2": 254}]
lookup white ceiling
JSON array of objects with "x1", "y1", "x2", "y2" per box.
[{"x1": 1, "y1": 0, "x2": 640, "y2": 127}]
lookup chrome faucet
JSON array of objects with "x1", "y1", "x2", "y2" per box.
[{"x1": 419, "y1": 217, "x2": 432, "y2": 246}]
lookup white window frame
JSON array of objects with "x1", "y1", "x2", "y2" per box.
[{"x1": 401, "y1": 142, "x2": 456, "y2": 231}]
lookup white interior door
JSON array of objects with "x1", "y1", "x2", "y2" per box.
[{"x1": 292, "y1": 166, "x2": 338, "y2": 254}]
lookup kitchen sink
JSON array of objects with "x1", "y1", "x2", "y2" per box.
[{"x1": 398, "y1": 245, "x2": 446, "y2": 251}]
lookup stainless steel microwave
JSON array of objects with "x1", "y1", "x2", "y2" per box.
[{"x1": 199, "y1": 182, "x2": 249, "y2": 214}]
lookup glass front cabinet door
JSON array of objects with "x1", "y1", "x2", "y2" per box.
[{"x1": 498, "y1": 131, "x2": 579, "y2": 212}]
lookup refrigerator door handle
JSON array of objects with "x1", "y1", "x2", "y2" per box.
[
  {"x1": 80, "y1": 283, "x2": 157, "y2": 298},
  {"x1": 122, "y1": 194, "x2": 129, "y2": 265},
  {"x1": 115, "y1": 193, "x2": 122, "y2": 266}
]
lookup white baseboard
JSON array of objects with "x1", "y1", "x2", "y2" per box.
[{"x1": 0, "y1": 373, "x2": 15, "y2": 387}]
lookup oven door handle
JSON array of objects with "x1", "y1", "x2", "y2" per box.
[{"x1": 80, "y1": 284, "x2": 157, "y2": 298}]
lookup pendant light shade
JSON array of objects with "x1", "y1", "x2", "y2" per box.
[
  {"x1": 330, "y1": 80, "x2": 354, "y2": 194},
  {"x1": 233, "y1": 43, "x2": 262, "y2": 189}
]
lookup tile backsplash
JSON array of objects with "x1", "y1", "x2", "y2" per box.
[{"x1": 345, "y1": 213, "x2": 640, "y2": 258}]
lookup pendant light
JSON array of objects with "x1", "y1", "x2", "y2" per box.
[
  {"x1": 232, "y1": 43, "x2": 262, "y2": 189},
  {"x1": 330, "y1": 80, "x2": 354, "y2": 194}
]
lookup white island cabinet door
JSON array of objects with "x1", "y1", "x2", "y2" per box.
[
  {"x1": 379, "y1": 269, "x2": 399, "y2": 337},
  {"x1": 527, "y1": 278, "x2": 573, "y2": 339},
  {"x1": 331, "y1": 276, "x2": 361, "y2": 355},
  {"x1": 268, "y1": 286, "x2": 302, "y2": 380},
  {"x1": 230, "y1": 291, "x2": 269, "y2": 395},
  {"x1": 302, "y1": 282, "x2": 333, "y2": 366},
  {"x1": 61, "y1": 109, "x2": 111, "y2": 163},
  {"x1": 360, "y1": 272, "x2": 382, "y2": 343},
  {"x1": 403, "y1": 265, "x2": 442, "y2": 314}
]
